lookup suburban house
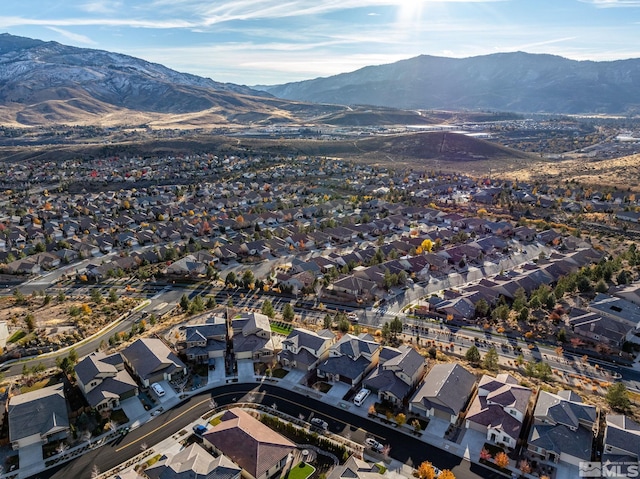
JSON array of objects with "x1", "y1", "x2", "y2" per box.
[
  {"x1": 316, "y1": 333, "x2": 381, "y2": 386},
  {"x1": 327, "y1": 455, "x2": 389, "y2": 479},
  {"x1": 465, "y1": 373, "x2": 532, "y2": 450},
  {"x1": 202, "y1": 408, "x2": 295, "y2": 479},
  {"x1": 409, "y1": 363, "x2": 476, "y2": 424},
  {"x1": 180, "y1": 315, "x2": 228, "y2": 366},
  {"x1": 329, "y1": 275, "x2": 379, "y2": 303},
  {"x1": 8, "y1": 383, "x2": 70, "y2": 451},
  {"x1": 278, "y1": 328, "x2": 335, "y2": 371},
  {"x1": 122, "y1": 338, "x2": 187, "y2": 387},
  {"x1": 362, "y1": 345, "x2": 426, "y2": 405},
  {"x1": 602, "y1": 414, "x2": 640, "y2": 463},
  {"x1": 568, "y1": 308, "x2": 633, "y2": 350},
  {"x1": 231, "y1": 312, "x2": 275, "y2": 361},
  {"x1": 144, "y1": 442, "x2": 242, "y2": 479},
  {"x1": 74, "y1": 352, "x2": 138, "y2": 411},
  {"x1": 527, "y1": 390, "x2": 597, "y2": 465}
]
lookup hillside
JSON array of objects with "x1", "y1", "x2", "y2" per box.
[
  {"x1": 258, "y1": 52, "x2": 640, "y2": 115},
  {"x1": 0, "y1": 34, "x2": 343, "y2": 127}
]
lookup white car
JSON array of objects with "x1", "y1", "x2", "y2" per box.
[
  {"x1": 365, "y1": 437, "x2": 384, "y2": 453},
  {"x1": 310, "y1": 417, "x2": 328, "y2": 430},
  {"x1": 151, "y1": 382, "x2": 165, "y2": 397}
]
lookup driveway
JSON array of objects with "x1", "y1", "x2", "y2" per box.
[
  {"x1": 120, "y1": 396, "x2": 147, "y2": 424},
  {"x1": 279, "y1": 369, "x2": 305, "y2": 386},
  {"x1": 237, "y1": 359, "x2": 255, "y2": 382},
  {"x1": 324, "y1": 382, "x2": 350, "y2": 402},
  {"x1": 207, "y1": 357, "x2": 226, "y2": 385},
  {"x1": 153, "y1": 380, "x2": 179, "y2": 404},
  {"x1": 425, "y1": 416, "x2": 449, "y2": 437},
  {"x1": 458, "y1": 428, "x2": 486, "y2": 461}
]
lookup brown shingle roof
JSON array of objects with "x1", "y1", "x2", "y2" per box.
[{"x1": 203, "y1": 409, "x2": 294, "y2": 479}]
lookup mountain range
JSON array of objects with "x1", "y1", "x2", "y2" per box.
[
  {"x1": 0, "y1": 33, "x2": 343, "y2": 127},
  {"x1": 2, "y1": 33, "x2": 640, "y2": 128},
  {"x1": 258, "y1": 52, "x2": 640, "y2": 115}
]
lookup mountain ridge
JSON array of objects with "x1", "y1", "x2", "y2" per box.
[
  {"x1": 0, "y1": 33, "x2": 347, "y2": 127},
  {"x1": 257, "y1": 51, "x2": 640, "y2": 115}
]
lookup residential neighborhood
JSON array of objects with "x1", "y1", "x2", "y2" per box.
[{"x1": 0, "y1": 150, "x2": 638, "y2": 479}]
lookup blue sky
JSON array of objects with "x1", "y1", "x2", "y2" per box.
[{"x1": 3, "y1": 0, "x2": 640, "y2": 85}]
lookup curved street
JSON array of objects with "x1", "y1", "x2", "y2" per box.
[{"x1": 39, "y1": 382, "x2": 503, "y2": 479}]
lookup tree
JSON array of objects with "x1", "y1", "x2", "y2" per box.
[
  {"x1": 474, "y1": 299, "x2": 489, "y2": 319},
  {"x1": 512, "y1": 287, "x2": 527, "y2": 311},
  {"x1": 206, "y1": 296, "x2": 217, "y2": 309},
  {"x1": 465, "y1": 345, "x2": 481, "y2": 365},
  {"x1": 437, "y1": 471, "x2": 456, "y2": 479},
  {"x1": 282, "y1": 303, "x2": 295, "y2": 322},
  {"x1": 323, "y1": 314, "x2": 332, "y2": 329},
  {"x1": 595, "y1": 279, "x2": 608, "y2": 293},
  {"x1": 411, "y1": 419, "x2": 422, "y2": 433},
  {"x1": 479, "y1": 448, "x2": 492, "y2": 461},
  {"x1": 557, "y1": 327, "x2": 567, "y2": 342},
  {"x1": 261, "y1": 300, "x2": 275, "y2": 318},
  {"x1": 494, "y1": 451, "x2": 509, "y2": 469},
  {"x1": 225, "y1": 271, "x2": 237, "y2": 286},
  {"x1": 389, "y1": 317, "x2": 403, "y2": 337},
  {"x1": 242, "y1": 270, "x2": 255, "y2": 288},
  {"x1": 482, "y1": 346, "x2": 499, "y2": 371},
  {"x1": 395, "y1": 413, "x2": 406, "y2": 427},
  {"x1": 606, "y1": 382, "x2": 631, "y2": 412},
  {"x1": 25, "y1": 313, "x2": 35, "y2": 332},
  {"x1": 68, "y1": 348, "x2": 78, "y2": 364},
  {"x1": 206, "y1": 264, "x2": 217, "y2": 280},
  {"x1": 421, "y1": 239, "x2": 433, "y2": 253},
  {"x1": 577, "y1": 275, "x2": 593, "y2": 294},
  {"x1": 518, "y1": 307, "x2": 529, "y2": 322},
  {"x1": 90, "y1": 288, "x2": 103, "y2": 304},
  {"x1": 190, "y1": 295, "x2": 205, "y2": 314},
  {"x1": 519, "y1": 459, "x2": 532, "y2": 474},
  {"x1": 417, "y1": 461, "x2": 436, "y2": 479},
  {"x1": 180, "y1": 294, "x2": 191, "y2": 312},
  {"x1": 108, "y1": 288, "x2": 118, "y2": 303}
]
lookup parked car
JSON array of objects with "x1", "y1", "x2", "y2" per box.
[
  {"x1": 310, "y1": 417, "x2": 328, "y2": 430},
  {"x1": 192, "y1": 424, "x2": 208, "y2": 436},
  {"x1": 151, "y1": 382, "x2": 165, "y2": 397},
  {"x1": 365, "y1": 437, "x2": 384, "y2": 453}
]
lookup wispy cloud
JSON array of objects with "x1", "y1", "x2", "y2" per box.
[
  {"x1": 46, "y1": 26, "x2": 96, "y2": 44},
  {"x1": 0, "y1": 15, "x2": 195, "y2": 30},
  {"x1": 581, "y1": 0, "x2": 640, "y2": 6},
  {"x1": 80, "y1": 1, "x2": 123, "y2": 14}
]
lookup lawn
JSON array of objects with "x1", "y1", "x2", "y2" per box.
[
  {"x1": 21, "y1": 378, "x2": 53, "y2": 394},
  {"x1": 286, "y1": 462, "x2": 315, "y2": 479},
  {"x1": 7, "y1": 329, "x2": 25, "y2": 344},
  {"x1": 270, "y1": 322, "x2": 293, "y2": 335},
  {"x1": 313, "y1": 382, "x2": 332, "y2": 393},
  {"x1": 271, "y1": 368, "x2": 289, "y2": 379},
  {"x1": 110, "y1": 409, "x2": 129, "y2": 425}
]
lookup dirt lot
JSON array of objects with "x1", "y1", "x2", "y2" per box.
[{"x1": 0, "y1": 293, "x2": 141, "y2": 356}]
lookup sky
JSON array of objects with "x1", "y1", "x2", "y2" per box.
[{"x1": 2, "y1": 0, "x2": 640, "y2": 85}]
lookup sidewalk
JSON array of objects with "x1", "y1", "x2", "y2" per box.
[{"x1": 91, "y1": 366, "x2": 535, "y2": 479}]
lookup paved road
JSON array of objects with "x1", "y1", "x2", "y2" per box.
[{"x1": 38, "y1": 383, "x2": 502, "y2": 479}]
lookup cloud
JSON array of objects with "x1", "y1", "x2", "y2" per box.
[
  {"x1": 46, "y1": 27, "x2": 96, "y2": 45},
  {"x1": 581, "y1": 0, "x2": 640, "y2": 6},
  {"x1": 0, "y1": 15, "x2": 195, "y2": 30},
  {"x1": 80, "y1": 1, "x2": 123, "y2": 14}
]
